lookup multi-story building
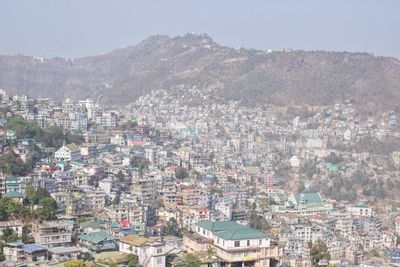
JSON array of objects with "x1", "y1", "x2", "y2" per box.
[
  {"x1": 54, "y1": 143, "x2": 82, "y2": 162},
  {"x1": 184, "y1": 220, "x2": 283, "y2": 267},
  {"x1": 31, "y1": 220, "x2": 74, "y2": 248},
  {"x1": 96, "y1": 111, "x2": 118, "y2": 128},
  {"x1": 4, "y1": 242, "x2": 48, "y2": 265}
]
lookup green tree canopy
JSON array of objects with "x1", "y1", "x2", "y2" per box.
[
  {"x1": 0, "y1": 150, "x2": 29, "y2": 176},
  {"x1": 309, "y1": 240, "x2": 331, "y2": 267},
  {"x1": 249, "y1": 211, "x2": 271, "y2": 233},
  {"x1": 37, "y1": 197, "x2": 58, "y2": 220},
  {"x1": 175, "y1": 167, "x2": 188, "y2": 179},
  {"x1": 164, "y1": 218, "x2": 182, "y2": 237}
]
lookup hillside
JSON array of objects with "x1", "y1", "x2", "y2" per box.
[{"x1": 0, "y1": 33, "x2": 400, "y2": 111}]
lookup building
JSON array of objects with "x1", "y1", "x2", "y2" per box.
[
  {"x1": 31, "y1": 220, "x2": 74, "y2": 248},
  {"x1": 348, "y1": 204, "x2": 373, "y2": 217},
  {"x1": 77, "y1": 231, "x2": 118, "y2": 253},
  {"x1": 54, "y1": 143, "x2": 82, "y2": 162},
  {"x1": 283, "y1": 192, "x2": 333, "y2": 215},
  {"x1": 96, "y1": 112, "x2": 118, "y2": 128},
  {"x1": 3, "y1": 242, "x2": 48, "y2": 265},
  {"x1": 119, "y1": 235, "x2": 180, "y2": 267},
  {"x1": 0, "y1": 221, "x2": 24, "y2": 236},
  {"x1": 184, "y1": 220, "x2": 283, "y2": 267}
]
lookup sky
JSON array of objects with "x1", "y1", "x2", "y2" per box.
[{"x1": 1, "y1": 0, "x2": 399, "y2": 59}]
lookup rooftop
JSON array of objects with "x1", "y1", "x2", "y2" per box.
[{"x1": 196, "y1": 220, "x2": 269, "y2": 240}]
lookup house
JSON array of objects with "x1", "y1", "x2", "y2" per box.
[
  {"x1": 119, "y1": 235, "x2": 180, "y2": 267},
  {"x1": 54, "y1": 143, "x2": 82, "y2": 162},
  {"x1": 3, "y1": 242, "x2": 48, "y2": 265},
  {"x1": 5, "y1": 177, "x2": 22, "y2": 194},
  {"x1": 348, "y1": 204, "x2": 373, "y2": 217},
  {"x1": 77, "y1": 231, "x2": 118, "y2": 253},
  {"x1": 0, "y1": 221, "x2": 24, "y2": 236},
  {"x1": 4, "y1": 191, "x2": 24, "y2": 203},
  {"x1": 394, "y1": 217, "x2": 400, "y2": 235},
  {"x1": 31, "y1": 220, "x2": 74, "y2": 248},
  {"x1": 48, "y1": 246, "x2": 81, "y2": 261},
  {"x1": 184, "y1": 220, "x2": 283, "y2": 267},
  {"x1": 284, "y1": 192, "x2": 333, "y2": 215}
]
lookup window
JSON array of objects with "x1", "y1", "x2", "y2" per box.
[
  {"x1": 156, "y1": 257, "x2": 162, "y2": 264},
  {"x1": 217, "y1": 238, "x2": 220, "y2": 244},
  {"x1": 234, "y1": 241, "x2": 240, "y2": 247},
  {"x1": 203, "y1": 229, "x2": 205, "y2": 235},
  {"x1": 247, "y1": 240, "x2": 250, "y2": 246},
  {"x1": 157, "y1": 248, "x2": 162, "y2": 254},
  {"x1": 259, "y1": 239, "x2": 262, "y2": 245}
]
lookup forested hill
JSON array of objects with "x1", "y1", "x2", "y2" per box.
[{"x1": 0, "y1": 33, "x2": 400, "y2": 111}]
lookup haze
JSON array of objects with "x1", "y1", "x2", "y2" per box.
[{"x1": 0, "y1": 0, "x2": 399, "y2": 58}]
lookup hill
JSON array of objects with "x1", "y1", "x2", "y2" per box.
[{"x1": 0, "y1": 33, "x2": 399, "y2": 111}]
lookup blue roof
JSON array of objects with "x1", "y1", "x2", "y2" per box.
[
  {"x1": 5, "y1": 191, "x2": 23, "y2": 198},
  {"x1": 22, "y1": 243, "x2": 46, "y2": 253},
  {"x1": 294, "y1": 192, "x2": 323, "y2": 204}
]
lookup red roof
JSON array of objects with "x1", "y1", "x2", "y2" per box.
[
  {"x1": 120, "y1": 219, "x2": 131, "y2": 227},
  {"x1": 131, "y1": 140, "x2": 145, "y2": 146}
]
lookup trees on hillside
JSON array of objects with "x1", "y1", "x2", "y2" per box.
[
  {"x1": 309, "y1": 240, "x2": 331, "y2": 267},
  {"x1": 175, "y1": 167, "x2": 188, "y2": 179},
  {"x1": 0, "y1": 150, "x2": 29, "y2": 176},
  {"x1": 164, "y1": 218, "x2": 182, "y2": 237}
]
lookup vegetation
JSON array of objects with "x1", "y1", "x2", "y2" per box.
[
  {"x1": 25, "y1": 186, "x2": 51, "y2": 205},
  {"x1": 309, "y1": 240, "x2": 331, "y2": 267},
  {"x1": 5, "y1": 116, "x2": 83, "y2": 147},
  {"x1": 0, "y1": 197, "x2": 32, "y2": 221},
  {"x1": 117, "y1": 170, "x2": 125, "y2": 182},
  {"x1": 64, "y1": 260, "x2": 87, "y2": 267},
  {"x1": 164, "y1": 218, "x2": 182, "y2": 237},
  {"x1": 249, "y1": 211, "x2": 271, "y2": 233},
  {"x1": 325, "y1": 152, "x2": 341, "y2": 164},
  {"x1": 176, "y1": 253, "x2": 202, "y2": 267},
  {"x1": 0, "y1": 150, "x2": 30, "y2": 176},
  {"x1": 175, "y1": 167, "x2": 188, "y2": 179},
  {"x1": 127, "y1": 254, "x2": 138, "y2": 267},
  {"x1": 0, "y1": 188, "x2": 57, "y2": 221},
  {"x1": 21, "y1": 226, "x2": 35, "y2": 244},
  {"x1": 321, "y1": 172, "x2": 388, "y2": 202},
  {"x1": 1, "y1": 227, "x2": 19, "y2": 243}
]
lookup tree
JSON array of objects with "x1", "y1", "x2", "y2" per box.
[
  {"x1": 37, "y1": 125, "x2": 84, "y2": 148},
  {"x1": 175, "y1": 167, "x2": 188, "y2": 179},
  {"x1": 249, "y1": 211, "x2": 270, "y2": 233},
  {"x1": 21, "y1": 226, "x2": 35, "y2": 244},
  {"x1": 178, "y1": 253, "x2": 201, "y2": 267},
  {"x1": 0, "y1": 150, "x2": 29, "y2": 176},
  {"x1": 325, "y1": 152, "x2": 341, "y2": 164},
  {"x1": 5, "y1": 116, "x2": 41, "y2": 139},
  {"x1": 127, "y1": 254, "x2": 138, "y2": 267},
  {"x1": 1, "y1": 227, "x2": 19, "y2": 243},
  {"x1": 37, "y1": 197, "x2": 58, "y2": 220},
  {"x1": 117, "y1": 170, "x2": 125, "y2": 182},
  {"x1": 0, "y1": 245, "x2": 5, "y2": 262},
  {"x1": 164, "y1": 218, "x2": 182, "y2": 237},
  {"x1": 309, "y1": 240, "x2": 331, "y2": 267},
  {"x1": 0, "y1": 197, "x2": 28, "y2": 221},
  {"x1": 25, "y1": 186, "x2": 51, "y2": 205}
]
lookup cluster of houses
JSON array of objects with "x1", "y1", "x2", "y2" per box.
[{"x1": 0, "y1": 87, "x2": 398, "y2": 266}]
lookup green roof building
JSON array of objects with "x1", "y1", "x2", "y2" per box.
[{"x1": 185, "y1": 220, "x2": 282, "y2": 267}]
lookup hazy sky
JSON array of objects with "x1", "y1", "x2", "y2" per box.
[{"x1": 1, "y1": 0, "x2": 399, "y2": 59}]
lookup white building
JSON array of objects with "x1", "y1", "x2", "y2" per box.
[{"x1": 54, "y1": 143, "x2": 82, "y2": 162}]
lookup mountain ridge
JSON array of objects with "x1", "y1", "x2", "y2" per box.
[{"x1": 0, "y1": 33, "x2": 399, "y2": 111}]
